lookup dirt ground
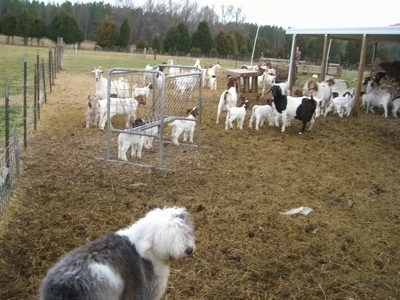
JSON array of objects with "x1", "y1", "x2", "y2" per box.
[{"x1": 0, "y1": 69, "x2": 400, "y2": 300}]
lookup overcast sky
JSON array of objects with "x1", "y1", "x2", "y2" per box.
[{"x1": 50, "y1": 0, "x2": 399, "y2": 29}]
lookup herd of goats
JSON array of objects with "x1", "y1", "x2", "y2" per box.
[{"x1": 85, "y1": 61, "x2": 400, "y2": 161}]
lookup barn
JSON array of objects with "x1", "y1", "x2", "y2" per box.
[{"x1": 285, "y1": 25, "x2": 400, "y2": 113}]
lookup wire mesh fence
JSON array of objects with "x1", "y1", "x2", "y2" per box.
[{"x1": 0, "y1": 41, "x2": 63, "y2": 217}]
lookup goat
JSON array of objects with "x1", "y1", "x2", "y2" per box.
[
  {"x1": 118, "y1": 119, "x2": 146, "y2": 161},
  {"x1": 85, "y1": 94, "x2": 98, "y2": 128},
  {"x1": 91, "y1": 66, "x2": 130, "y2": 99},
  {"x1": 168, "y1": 107, "x2": 199, "y2": 146},
  {"x1": 97, "y1": 95, "x2": 146, "y2": 130},
  {"x1": 117, "y1": 119, "x2": 158, "y2": 161},
  {"x1": 132, "y1": 83, "x2": 153, "y2": 100},
  {"x1": 361, "y1": 80, "x2": 391, "y2": 118},
  {"x1": 324, "y1": 91, "x2": 354, "y2": 118},
  {"x1": 204, "y1": 61, "x2": 221, "y2": 88},
  {"x1": 325, "y1": 77, "x2": 350, "y2": 97},
  {"x1": 302, "y1": 79, "x2": 331, "y2": 117},
  {"x1": 248, "y1": 102, "x2": 274, "y2": 130},
  {"x1": 270, "y1": 85, "x2": 317, "y2": 134},
  {"x1": 392, "y1": 96, "x2": 400, "y2": 118},
  {"x1": 209, "y1": 75, "x2": 217, "y2": 91},
  {"x1": 174, "y1": 75, "x2": 198, "y2": 97},
  {"x1": 216, "y1": 76, "x2": 238, "y2": 124},
  {"x1": 225, "y1": 99, "x2": 250, "y2": 131}
]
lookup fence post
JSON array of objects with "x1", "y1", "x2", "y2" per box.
[
  {"x1": 4, "y1": 84, "x2": 10, "y2": 188},
  {"x1": 13, "y1": 126, "x2": 20, "y2": 178},
  {"x1": 34, "y1": 64, "x2": 37, "y2": 130},
  {"x1": 36, "y1": 52, "x2": 41, "y2": 120},
  {"x1": 48, "y1": 48, "x2": 53, "y2": 92},
  {"x1": 41, "y1": 58, "x2": 47, "y2": 104},
  {"x1": 23, "y1": 55, "x2": 27, "y2": 149}
]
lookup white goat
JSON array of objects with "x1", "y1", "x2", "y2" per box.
[
  {"x1": 225, "y1": 100, "x2": 250, "y2": 131},
  {"x1": 204, "y1": 62, "x2": 221, "y2": 88},
  {"x1": 361, "y1": 89, "x2": 391, "y2": 118},
  {"x1": 175, "y1": 75, "x2": 198, "y2": 97},
  {"x1": 117, "y1": 119, "x2": 158, "y2": 161},
  {"x1": 209, "y1": 75, "x2": 217, "y2": 91},
  {"x1": 216, "y1": 76, "x2": 238, "y2": 124},
  {"x1": 91, "y1": 66, "x2": 130, "y2": 99},
  {"x1": 168, "y1": 107, "x2": 199, "y2": 146},
  {"x1": 392, "y1": 96, "x2": 400, "y2": 118},
  {"x1": 85, "y1": 94, "x2": 98, "y2": 128},
  {"x1": 324, "y1": 92, "x2": 354, "y2": 118},
  {"x1": 132, "y1": 83, "x2": 153, "y2": 99},
  {"x1": 97, "y1": 95, "x2": 146, "y2": 130},
  {"x1": 249, "y1": 103, "x2": 274, "y2": 130},
  {"x1": 303, "y1": 79, "x2": 332, "y2": 117}
]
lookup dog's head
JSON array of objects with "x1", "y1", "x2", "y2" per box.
[{"x1": 128, "y1": 207, "x2": 196, "y2": 264}]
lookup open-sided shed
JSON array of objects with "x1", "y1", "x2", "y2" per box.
[{"x1": 285, "y1": 26, "x2": 400, "y2": 114}]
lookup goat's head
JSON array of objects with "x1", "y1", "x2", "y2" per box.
[
  {"x1": 134, "y1": 94, "x2": 147, "y2": 105},
  {"x1": 91, "y1": 66, "x2": 103, "y2": 81},
  {"x1": 187, "y1": 107, "x2": 199, "y2": 118},
  {"x1": 131, "y1": 118, "x2": 145, "y2": 128},
  {"x1": 227, "y1": 76, "x2": 238, "y2": 89},
  {"x1": 269, "y1": 85, "x2": 282, "y2": 99},
  {"x1": 87, "y1": 93, "x2": 97, "y2": 102},
  {"x1": 242, "y1": 99, "x2": 250, "y2": 110}
]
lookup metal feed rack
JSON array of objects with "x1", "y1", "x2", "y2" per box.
[{"x1": 103, "y1": 64, "x2": 203, "y2": 171}]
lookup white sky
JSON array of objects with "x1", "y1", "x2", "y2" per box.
[{"x1": 53, "y1": 0, "x2": 399, "y2": 29}]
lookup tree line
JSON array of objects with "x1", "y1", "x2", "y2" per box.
[{"x1": 0, "y1": 0, "x2": 398, "y2": 65}]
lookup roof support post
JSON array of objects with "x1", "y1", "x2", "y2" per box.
[
  {"x1": 320, "y1": 34, "x2": 330, "y2": 81},
  {"x1": 353, "y1": 34, "x2": 369, "y2": 116},
  {"x1": 288, "y1": 33, "x2": 298, "y2": 96}
]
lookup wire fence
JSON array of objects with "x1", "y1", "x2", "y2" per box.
[{"x1": 0, "y1": 39, "x2": 64, "y2": 217}]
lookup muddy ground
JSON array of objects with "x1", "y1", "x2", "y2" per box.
[{"x1": 0, "y1": 69, "x2": 400, "y2": 299}]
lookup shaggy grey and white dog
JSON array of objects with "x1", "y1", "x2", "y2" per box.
[{"x1": 39, "y1": 206, "x2": 196, "y2": 300}]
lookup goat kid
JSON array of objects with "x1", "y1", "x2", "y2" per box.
[
  {"x1": 209, "y1": 75, "x2": 217, "y2": 91},
  {"x1": 225, "y1": 99, "x2": 250, "y2": 131},
  {"x1": 248, "y1": 102, "x2": 274, "y2": 130},
  {"x1": 324, "y1": 91, "x2": 354, "y2": 117},
  {"x1": 85, "y1": 94, "x2": 98, "y2": 128},
  {"x1": 169, "y1": 107, "x2": 199, "y2": 146}
]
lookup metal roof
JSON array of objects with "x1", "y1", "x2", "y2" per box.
[{"x1": 285, "y1": 26, "x2": 400, "y2": 42}]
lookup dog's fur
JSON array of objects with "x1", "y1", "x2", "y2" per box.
[{"x1": 39, "y1": 207, "x2": 196, "y2": 300}]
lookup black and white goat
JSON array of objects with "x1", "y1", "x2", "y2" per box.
[
  {"x1": 270, "y1": 85, "x2": 317, "y2": 134},
  {"x1": 225, "y1": 99, "x2": 250, "y2": 131},
  {"x1": 169, "y1": 107, "x2": 199, "y2": 146}
]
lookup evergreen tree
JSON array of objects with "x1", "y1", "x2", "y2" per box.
[
  {"x1": 163, "y1": 26, "x2": 179, "y2": 55},
  {"x1": 47, "y1": 9, "x2": 84, "y2": 44},
  {"x1": 94, "y1": 17, "x2": 119, "y2": 48},
  {"x1": 191, "y1": 21, "x2": 213, "y2": 56},
  {"x1": 2, "y1": 12, "x2": 17, "y2": 44},
  {"x1": 16, "y1": 9, "x2": 34, "y2": 46},
  {"x1": 31, "y1": 18, "x2": 46, "y2": 46},
  {"x1": 118, "y1": 18, "x2": 131, "y2": 50},
  {"x1": 176, "y1": 22, "x2": 191, "y2": 55}
]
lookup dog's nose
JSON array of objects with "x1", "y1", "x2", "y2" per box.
[{"x1": 185, "y1": 247, "x2": 194, "y2": 255}]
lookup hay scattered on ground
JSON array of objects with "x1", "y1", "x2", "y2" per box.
[{"x1": 0, "y1": 70, "x2": 399, "y2": 299}]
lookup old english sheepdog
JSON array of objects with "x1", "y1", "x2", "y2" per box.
[{"x1": 39, "y1": 206, "x2": 196, "y2": 300}]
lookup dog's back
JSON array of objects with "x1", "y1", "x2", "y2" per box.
[{"x1": 40, "y1": 233, "x2": 156, "y2": 300}]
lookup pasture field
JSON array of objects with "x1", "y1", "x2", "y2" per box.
[{"x1": 1, "y1": 45, "x2": 399, "y2": 299}]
